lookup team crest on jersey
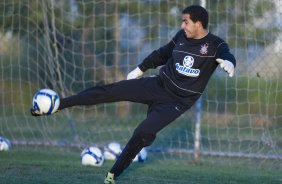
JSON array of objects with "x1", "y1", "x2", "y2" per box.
[
  {"x1": 175, "y1": 55, "x2": 200, "y2": 77},
  {"x1": 200, "y1": 43, "x2": 209, "y2": 55}
]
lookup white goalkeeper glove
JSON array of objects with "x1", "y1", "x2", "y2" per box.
[
  {"x1": 126, "y1": 67, "x2": 144, "y2": 80},
  {"x1": 216, "y1": 58, "x2": 235, "y2": 77}
]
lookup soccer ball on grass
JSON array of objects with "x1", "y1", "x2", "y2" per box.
[
  {"x1": 103, "y1": 142, "x2": 122, "y2": 160},
  {"x1": 133, "y1": 147, "x2": 148, "y2": 162},
  {"x1": 81, "y1": 146, "x2": 104, "y2": 166},
  {"x1": 0, "y1": 136, "x2": 11, "y2": 151}
]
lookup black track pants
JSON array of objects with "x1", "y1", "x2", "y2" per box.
[{"x1": 59, "y1": 76, "x2": 195, "y2": 134}]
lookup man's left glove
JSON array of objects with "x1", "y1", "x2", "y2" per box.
[
  {"x1": 126, "y1": 67, "x2": 144, "y2": 80},
  {"x1": 216, "y1": 59, "x2": 235, "y2": 77}
]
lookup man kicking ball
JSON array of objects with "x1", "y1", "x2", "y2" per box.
[{"x1": 31, "y1": 5, "x2": 236, "y2": 184}]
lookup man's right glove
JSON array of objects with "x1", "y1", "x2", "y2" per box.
[
  {"x1": 126, "y1": 67, "x2": 144, "y2": 80},
  {"x1": 216, "y1": 58, "x2": 235, "y2": 77}
]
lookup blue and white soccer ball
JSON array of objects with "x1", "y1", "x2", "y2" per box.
[
  {"x1": 0, "y1": 136, "x2": 11, "y2": 151},
  {"x1": 81, "y1": 146, "x2": 104, "y2": 167},
  {"x1": 103, "y1": 142, "x2": 123, "y2": 160},
  {"x1": 133, "y1": 147, "x2": 148, "y2": 162},
  {"x1": 32, "y1": 89, "x2": 60, "y2": 115}
]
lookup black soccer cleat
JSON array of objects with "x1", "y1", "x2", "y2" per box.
[
  {"x1": 30, "y1": 107, "x2": 43, "y2": 116},
  {"x1": 30, "y1": 107, "x2": 60, "y2": 116},
  {"x1": 104, "y1": 172, "x2": 115, "y2": 184}
]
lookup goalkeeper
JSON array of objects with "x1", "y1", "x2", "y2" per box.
[{"x1": 31, "y1": 5, "x2": 236, "y2": 184}]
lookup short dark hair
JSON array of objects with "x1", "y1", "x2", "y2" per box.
[{"x1": 182, "y1": 5, "x2": 209, "y2": 29}]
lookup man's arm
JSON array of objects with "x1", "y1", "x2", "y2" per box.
[
  {"x1": 138, "y1": 39, "x2": 176, "y2": 72},
  {"x1": 216, "y1": 42, "x2": 236, "y2": 77},
  {"x1": 126, "y1": 41, "x2": 175, "y2": 80},
  {"x1": 127, "y1": 30, "x2": 182, "y2": 80}
]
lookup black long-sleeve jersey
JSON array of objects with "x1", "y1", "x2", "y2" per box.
[{"x1": 138, "y1": 30, "x2": 236, "y2": 98}]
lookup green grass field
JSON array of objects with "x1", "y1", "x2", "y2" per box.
[{"x1": 0, "y1": 146, "x2": 281, "y2": 184}]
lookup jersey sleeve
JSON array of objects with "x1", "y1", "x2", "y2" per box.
[
  {"x1": 215, "y1": 41, "x2": 236, "y2": 67},
  {"x1": 138, "y1": 30, "x2": 182, "y2": 72}
]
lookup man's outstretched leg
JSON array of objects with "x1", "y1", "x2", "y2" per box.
[
  {"x1": 30, "y1": 78, "x2": 157, "y2": 116},
  {"x1": 104, "y1": 131, "x2": 156, "y2": 183},
  {"x1": 31, "y1": 84, "x2": 126, "y2": 116}
]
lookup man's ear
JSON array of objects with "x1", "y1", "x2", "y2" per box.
[{"x1": 196, "y1": 21, "x2": 203, "y2": 29}]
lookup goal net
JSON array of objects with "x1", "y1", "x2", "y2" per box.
[{"x1": 0, "y1": 0, "x2": 281, "y2": 177}]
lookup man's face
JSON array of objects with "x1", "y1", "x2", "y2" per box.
[{"x1": 181, "y1": 14, "x2": 198, "y2": 38}]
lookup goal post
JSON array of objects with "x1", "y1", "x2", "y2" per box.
[{"x1": 193, "y1": 0, "x2": 206, "y2": 163}]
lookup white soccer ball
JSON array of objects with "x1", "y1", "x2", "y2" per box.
[
  {"x1": 32, "y1": 89, "x2": 60, "y2": 115},
  {"x1": 0, "y1": 136, "x2": 11, "y2": 151},
  {"x1": 81, "y1": 146, "x2": 104, "y2": 167},
  {"x1": 133, "y1": 147, "x2": 148, "y2": 162},
  {"x1": 103, "y1": 142, "x2": 123, "y2": 160}
]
